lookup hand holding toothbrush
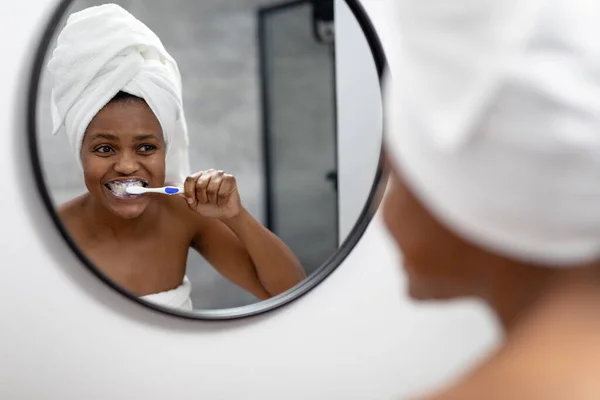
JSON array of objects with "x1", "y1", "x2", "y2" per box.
[
  {"x1": 125, "y1": 169, "x2": 242, "y2": 220},
  {"x1": 182, "y1": 169, "x2": 242, "y2": 220}
]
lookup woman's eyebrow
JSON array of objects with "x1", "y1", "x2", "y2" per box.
[
  {"x1": 88, "y1": 133, "x2": 157, "y2": 141},
  {"x1": 90, "y1": 133, "x2": 118, "y2": 141},
  {"x1": 133, "y1": 134, "x2": 157, "y2": 141}
]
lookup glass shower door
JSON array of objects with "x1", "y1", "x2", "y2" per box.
[{"x1": 258, "y1": 0, "x2": 338, "y2": 274}]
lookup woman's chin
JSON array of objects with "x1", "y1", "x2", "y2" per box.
[
  {"x1": 108, "y1": 204, "x2": 148, "y2": 219},
  {"x1": 406, "y1": 280, "x2": 431, "y2": 301},
  {"x1": 406, "y1": 276, "x2": 462, "y2": 302},
  {"x1": 103, "y1": 193, "x2": 150, "y2": 219}
]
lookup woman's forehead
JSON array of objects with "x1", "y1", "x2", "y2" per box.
[{"x1": 85, "y1": 101, "x2": 164, "y2": 141}]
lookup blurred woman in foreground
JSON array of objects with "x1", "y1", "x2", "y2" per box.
[{"x1": 382, "y1": 1, "x2": 600, "y2": 398}]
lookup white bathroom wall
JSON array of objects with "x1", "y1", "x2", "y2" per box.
[{"x1": 0, "y1": 1, "x2": 501, "y2": 399}]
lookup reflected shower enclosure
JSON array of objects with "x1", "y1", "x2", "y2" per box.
[{"x1": 259, "y1": 0, "x2": 338, "y2": 276}]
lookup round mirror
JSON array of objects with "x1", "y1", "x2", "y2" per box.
[{"x1": 28, "y1": 0, "x2": 387, "y2": 319}]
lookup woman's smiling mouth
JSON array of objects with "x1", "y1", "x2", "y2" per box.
[{"x1": 104, "y1": 179, "x2": 148, "y2": 199}]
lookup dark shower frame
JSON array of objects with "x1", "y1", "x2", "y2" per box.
[
  {"x1": 257, "y1": 0, "x2": 340, "y2": 248},
  {"x1": 26, "y1": 0, "x2": 389, "y2": 321}
]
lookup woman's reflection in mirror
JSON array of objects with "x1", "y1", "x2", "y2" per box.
[{"x1": 49, "y1": 4, "x2": 306, "y2": 310}]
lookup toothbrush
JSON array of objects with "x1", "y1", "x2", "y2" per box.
[{"x1": 125, "y1": 186, "x2": 184, "y2": 195}]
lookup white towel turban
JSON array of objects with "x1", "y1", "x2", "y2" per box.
[
  {"x1": 383, "y1": 0, "x2": 600, "y2": 266},
  {"x1": 47, "y1": 3, "x2": 190, "y2": 185}
]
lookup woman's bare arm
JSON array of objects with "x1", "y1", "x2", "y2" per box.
[
  {"x1": 191, "y1": 207, "x2": 306, "y2": 299},
  {"x1": 182, "y1": 169, "x2": 307, "y2": 299}
]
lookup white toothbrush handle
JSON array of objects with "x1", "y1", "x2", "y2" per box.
[
  {"x1": 159, "y1": 186, "x2": 184, "y2": 195},
  {"x1": 126, "y1": 186, "x2": 185, "y2": 195}
]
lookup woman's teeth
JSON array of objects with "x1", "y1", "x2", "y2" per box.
[{"x1": 106, "y1": 180, "x2": 146, "y2": 197}]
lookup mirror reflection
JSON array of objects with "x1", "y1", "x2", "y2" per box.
[{"x1": 35, "y1": 0, "x2": 382, "y2": 313}]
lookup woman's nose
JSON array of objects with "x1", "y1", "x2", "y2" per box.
[{"x1": 113, "y1": 152, "x2": 140, "y2": 175}]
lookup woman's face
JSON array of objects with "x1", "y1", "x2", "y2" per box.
[
  {"x1": 80, "y1": 99, "x2": 166, "y2": 220},
  {"x1": 382, "y1": 157, "x2": 484, "y2": 301}
]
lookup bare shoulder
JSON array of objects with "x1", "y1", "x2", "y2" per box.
[
  {"x1": 404, "y1": 376, "x2": 507, "y2": 400},
  {"x1": 410, "y1": 349, "x2": 600, "y2": 400},
  {"x1": 160, "y1": 195, "x2": 237, "y2": 251},
  {"x1": 162, "y1": 194, "x2": 209, "y2": 233},
  {"x1": 56, "y1": 194, "x2": 88, "y2": 227}
]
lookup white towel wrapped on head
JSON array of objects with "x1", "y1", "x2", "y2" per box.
[
  {"x1": 47, "y1": 3, "x2": 190, "y2": 185},
  {"x1": 384, "y1": 0, "x2": 600, "y2": 266}
]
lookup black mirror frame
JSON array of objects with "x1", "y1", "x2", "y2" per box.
[{"x1": 26, "y1": 0, "x2": 389, "y2": 321}]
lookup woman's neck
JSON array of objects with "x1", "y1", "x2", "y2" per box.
[
  {"x1": 81, "y1": 194, "x2": 161, "y2": 239},
  {"x1": 487, "y1": 262, "x2": 600, "y2": 333}
]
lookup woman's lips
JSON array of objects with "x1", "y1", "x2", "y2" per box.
[{"x1": 104, "y1": 178, "x2": 148, "y2": 199}]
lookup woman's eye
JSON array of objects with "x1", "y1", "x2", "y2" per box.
[
  {"x1": 139, "y1": 144, "x2": 157, "y2": 152},
  {"x1": 94, "y1": 145, "x2": 112, "y2": 153}
]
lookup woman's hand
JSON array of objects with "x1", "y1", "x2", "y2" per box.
[{"x1": 183, "y1": 169, "x2": 242, "y2": 220}]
